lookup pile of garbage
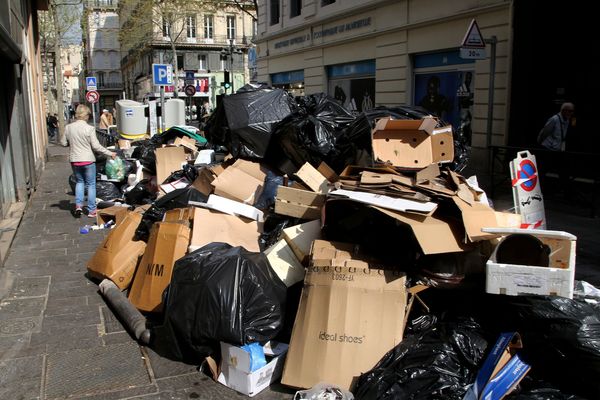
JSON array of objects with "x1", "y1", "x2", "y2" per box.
[{"x1": 83, "y1": 86, "x2": 600, "y2": 399}]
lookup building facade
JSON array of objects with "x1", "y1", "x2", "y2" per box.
[
  {"x1": 61, "y1": 45, "x2": 83, "y2": 111},
  {"x1": 255, "y1": 1, "x2": 598, "y2": 168},
  {"x1": 120, "y1": 0, "x2": 256, "y2": 114},
  {"x1": 83, "y1": 0, "x2": 123, "y2": 112},
  {"x1": 0, "y1": 0, "x2": 49, "y2": 218}
]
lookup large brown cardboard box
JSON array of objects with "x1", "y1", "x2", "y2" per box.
[
  {"x1": 128, "y1": 222, "x2": 190, "y2": 312},
  {"x1": 281, "y1": 240, "x2": 407, "y2": 390},
  {"x1": 155, "y1": 146, "x2": 187, "y2": 185},
  {"x1": 372, "y1": 116, "x2": 454, "y2": 169},
  {"x1": 87, "y1": 212, "x2": 146, "y2": 290},
  {"x1": 96, "y1": 205, "x2": 128, "y2": 226},
  {"x1": 211, "y1": 159, "x2": 267, "y2": 204}
]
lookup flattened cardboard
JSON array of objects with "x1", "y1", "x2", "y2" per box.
[
  {"x1": 453, "y1": 197, "x2": 498, "y2": 242},
  {"x1": 204, "y1": 194, "x2": 264, "y2": 221},
  {"x1": 189, "y1": 207, "x2": 262, "y2": 253},
  {"x1": 264, "y1": 239, "x2": 306, "y2": 287},
  {"x1": 155, "y1": 146, "x2": 187, "y2": 185},
  {"x1": 371, "y1": 206, "x2": 468, "y2": 254},
  {"x1": 329, "y1": 189, "x2": 437, "y2": 215},
  {"x1": 281, "y1": 240, "x2": 407, "y2": 390},
  {"x1": 96, "y1": 205, "x2": 128, "y2": 226},
  {"x1": 282, "y1": 220, "x2": 322, "y2": 265},
  {"x1": 211, "y1": 159, "x2": 267, "y2": 204},
  {"x1": 163, "y1": 207, "x2": 195, "y2": 223},
  {"x1": 275, "y1": 186, "x2": 325, "y2": 220},
  {"x1": 87, "y1": 212, "x2": 146, "y2": 290},
  {"x1": 372, "y1": 117, "x2": 454, "y2": 169},
  {"x1": 174, "y1": 136, "x2": 197, "y2": 153},
  {"x1": 191, "y1": 167, "x2": 216, "y2": 197},
  {"x1": 128, "y1": 222, "x2": 190, "y2": 312},
  {"x1": 317, "y1": 162, "x2": 339, "y2": 182},
  {"x1": 295, "y1": 163, "x2": 330, "y2": 194}
]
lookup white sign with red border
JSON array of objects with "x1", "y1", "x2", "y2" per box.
[{"x1": 86, "y1": 90, "x2": 100, "y2": 104}]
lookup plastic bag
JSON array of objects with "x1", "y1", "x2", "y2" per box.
[
  {"x1": 240, "y1": 342, "x2": 267, "y2": 372},
  {"x1": 131, "y1": 140, "x2": 158, "y2": 174},
  {"x1": 95, "y1": 180, "x2": 122, "y2": 201},
  {"x1": 353, "y1": 317, "x2": 487, "y2": 400},
  {"x1": 295, "y1": 382, "x2": 355, "y2": 400},
  {"x1": 154, "y1": 243, "x2": 287, "y2": 363},
  {"x1": 124, "y1": 180, "x2": 156, "y2": 206},
  {"x1": 105, "y1": 157, "x2": 126, "y2": 181}
]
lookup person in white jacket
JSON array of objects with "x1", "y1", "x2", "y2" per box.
[{"x1": 60, "y1": 105, "x2": 116, "y2": 218}]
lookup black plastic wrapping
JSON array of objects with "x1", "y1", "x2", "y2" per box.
[
  {"x1": 161, "y1": 164, "x2": 198, "y2": 185},
  {"x1": 155, "y1": 243, "x2": 287, "y2": 363},
  {"x1": 131, "y1": 140, "x2": 158, "y2": 174},
  {"x1": 95, "y1": 180, "x2": 122, "y2": 201},
  {"x1": 206, "y1": 88, "x2": 294, "y2": 159},
  {"x1": 134, "y1": 187, "x2": 207, "y2": 241},
  {"x1": 353, "y1": 316, "x2": 488, "y2": 400},
  {"x1": 258, "y1": 213, "x2": 302, "y2": 252},
  {"x1": 268, "y1": 93, "x2": 373, "y2": 174},
  {"x1": 124, "y1": 180, "x2": 156, "y2": 206},
  {"x1": 254, "y1": 170, "x2": 285, "y2": 211}
]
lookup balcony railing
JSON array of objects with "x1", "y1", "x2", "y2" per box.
[
  {"x1": 154, "y1": 34, "x2": 250, "y2": 48},
  {"x1": 97, "y1": 82, "x2": 123, "y2": 89}
]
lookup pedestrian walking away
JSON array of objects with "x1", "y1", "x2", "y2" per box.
[{"x1": 60, "y1": 104, "x2": 116, "y2": 218}]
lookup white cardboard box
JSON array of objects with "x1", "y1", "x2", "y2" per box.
[
  {"x1": 484, "y1": 228, "x2": 576, "y2": 298},
  {"x1": 217, "y1": 341, "x2": 288, "y2": 397}
]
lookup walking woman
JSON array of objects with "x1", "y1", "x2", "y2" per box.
[{"x1": 60, "y1": 104, "x2": 116, "y2": 218}]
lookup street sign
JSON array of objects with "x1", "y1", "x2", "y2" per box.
[
  {"x1": 185, "y1": 70, "x2": 195, "y2": 85},
  {"x1": 510, "y1": 151, "x2": 546, "y2": 229},
  {"x1": 184, "y1": 84, "x2": 196, "y2": 97},
  {"x1": 86, "y1": 76, "x2": 97, "y2": 90},
  {"x1": 460, "y1": 19, "x2": 487, "y2": 60},
  {"x1": 86, "y1": 90, "x2": 99, "y2": 104},
  {"x1": 152, "y1": 63, "x2": 173, "y2": 86}
]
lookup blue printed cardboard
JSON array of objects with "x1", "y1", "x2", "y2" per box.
[{"x1": 463, "y1": 332, "x2": 531, "y2": 400}]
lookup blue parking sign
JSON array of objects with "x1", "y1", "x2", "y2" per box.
[{"x1": 153, "y1": 64, "x2": 173, "y2": 86}]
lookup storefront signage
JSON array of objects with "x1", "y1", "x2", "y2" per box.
[{"x1": 273, "y1": 17, "x2": 372, "y2": 50}]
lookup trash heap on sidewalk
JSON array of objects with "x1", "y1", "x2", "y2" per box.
[{"x1": 84, "y1": 86, "x2": 600, "y2": 399}]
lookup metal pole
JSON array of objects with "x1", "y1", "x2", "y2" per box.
[
  {"x1": 159, "y1": 52, "x2": 166, "y2": 132},
  {"x1": 230, "y1": 39, "x2": 234, "y2": 94},
  {"x1": 486, "y1": 36, "x2": 497, "y2": 173},
  {"x1": 92, "y1": 103, "x2": 96, "y2": 127}
]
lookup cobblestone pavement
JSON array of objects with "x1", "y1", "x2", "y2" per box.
[{"x1": 1, "y1": 143, "x2": 598, "y2": 399}]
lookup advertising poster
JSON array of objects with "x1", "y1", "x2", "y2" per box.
[{"x1": 414, "y1": 70, "x2": 474, "y2": 143}]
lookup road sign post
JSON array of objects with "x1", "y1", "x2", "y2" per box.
[
  {"x1": 86, "y1": 90, "x2": 100, "y2": 127},
  {"x1": 153, "y1": 62, "x2": 173, "y2": 132}
]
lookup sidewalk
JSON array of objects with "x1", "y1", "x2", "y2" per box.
[
  {"x1": 1, "y1": 143, "x2": 598, "y2": 399},
  {"x1": 0, "y1": 143, "x2": 294, "y2": 399}
]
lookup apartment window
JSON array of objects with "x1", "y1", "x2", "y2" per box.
[
  {"x1": 162, "y1": 16, "x2": 171, "y2": 37},
  {"x1": 226, "y1": 16, "x2": 236, "y2": 40},
  {"x1": 290, "y1": 0, "x2": 302, "y2": 18},
  {"x1": 270, "y1": 0, "x2": 280, "y2": 25},
  {"x1": 177, "y1": 55, "x2": 184, "y2": 70},
  {"x1": 322, "y1": 0, "x2": 335, "y2": 5},
  {"x1": 204, "y1": 15, "x2": 213, "y2": 39},
  {"x1": 199, "y1": 54, "x2": 207, "y2": 70},
  {"x1": 186, "y1": 15, "x2": 196, "y2": 38},
  {"x1": 97, "y1": 71, "x2": 105, "y2": 86}
]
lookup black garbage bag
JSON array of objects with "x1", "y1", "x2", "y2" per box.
[
  {"x1": 131, "y1": 140, "x2": 158, "y2": 174},
  {"x1": 155, "y1": 242, "x2": 287, "y2": 363},
  {"x1": 134, "y1": 187, "x2": 207, "y2": 242},
  {"x1": 353, "y1": 316, "x2": 488, "y2": 400},
  {"x1": 124, "y1": 180, "x2": 156, "y2": 206},
  {"x1": 222, "y1": 88, "x2": 295, "y2": 159},
  {"x1": 268, "y1": 93, "x2": 373, "y2": 174},
  {"x1": 161, "y1": 163, "x2": 198, "y2": 185},
  {"x1": 254, "y1": 170, "x2": 285, "y2": 211},
  {"x1": 258, "y1": 213, "x2": 302, "y2": 252},
  {"x1": 506, "y1": 377, "x2": 587, "y2": 400},
  {"x1": 95, "y1": 180, "x2": 122, "y2": 201}
]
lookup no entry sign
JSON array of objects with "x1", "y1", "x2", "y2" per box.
[
  {"x1": 510, "y1": 151, "x2": 546, "y2": 229},
  {"x1": 86, "y1": 90, "x2": 100, "y2": 104}
]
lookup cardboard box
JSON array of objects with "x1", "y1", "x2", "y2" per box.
[
  {"x1": 275, "y1": 186, "x2": 325, "y2": 220},
  {"x1": 155, "y1": 146, "x2": 187, "y2": 185},
  {"x1": 372, "y1": 116, "x2": 454, "y2": 169},
  {"x1": 281, "y1": 240, "x2": 407, "y2": 390},
  {"x1": 463, "y1": 332, "x2": 530, "y2": 400},
  {"x1": 484, "y1": 228, "x2": 577, "y2": 298},
  {"x1": 282, "y1": 220, "x2": 322, "y2": 265},
  {"x1": 174, "y1": 136, "x2": 198, "y2": 153},
  {"x1": 218, "y1": 341, "x2": 289, "y2": 397},
  {"x1": 264, "y1": 239, "x2": 306, "y2": 287},
  {"x1": 211, "y1": 159, "x2": 267, "y2": 204},
  {"x1": 87, "y1": 212, "x2": 146, "y2": 290},
  {"x1": 96, "y1": 205, "x2": 128, "y2": 226},
  {"x1": 128, "y1": 222, "x2": 190, "y2": 312},
  {"x1": 453, "y1": 197, "x2": 500, "y2": 242},
  {"x1": 163, "y1": 207, "x2": 195, "y2": 223},
  {"x1": 189, "y1": 207, "x2": 262, "y2": 253},
  {"x1": 295, "y1": 162, "x2": 330, "y2": 194}
]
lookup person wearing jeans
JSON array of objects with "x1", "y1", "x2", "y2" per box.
[{"x1": 60, "y1": 104, "x2": 116, "y2": 218}]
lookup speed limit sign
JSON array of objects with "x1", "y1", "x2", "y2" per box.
[{"x1": 86, "y1": 90, "x2": 100, "y2": 104}]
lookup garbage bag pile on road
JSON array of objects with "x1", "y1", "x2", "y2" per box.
[{"x1": 83, "y1": 86, "x2": 598, "y2": 399}]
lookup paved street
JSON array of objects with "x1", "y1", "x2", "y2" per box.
[
  {"x1": 0, "y1": 144, "x2": 295, "y2": 400},
  {"x1": 0, "y1": 143, "x2": 598, "y2": 399}
]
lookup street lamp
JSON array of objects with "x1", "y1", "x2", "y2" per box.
[{"x1": 220, "y1": 39, "x2": 242, "y2": 93}]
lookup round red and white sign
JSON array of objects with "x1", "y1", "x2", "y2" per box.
[{"x1": 86, "y1": 90, "x2": 100, "y2": 104}]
